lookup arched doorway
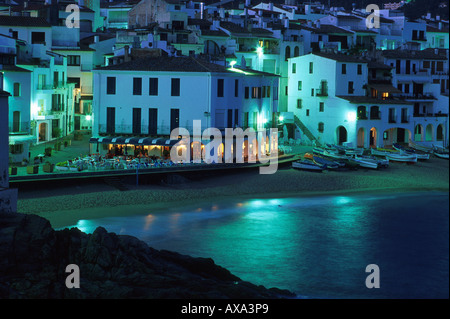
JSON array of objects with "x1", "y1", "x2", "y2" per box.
[
  {"x1": 436, "y1": 124, "x2": 444, "y2": 141},
  {"x1": 38, "y1": 122, "x2": 47, "y2": 142},
  {"x1": 285, "y1": 46, "x2": 290, "y2": 61},
  {"x1": 336, "y1": 126, "x2": 347, "y2": 145},
  {"x1": 414, "y1": 124, "x2": 423, "y2": 141},
  {"x1": 425, "y1": 124, "x2": 433, "y2": 141},
  {"x1": 370, "y1": 127, "x2": 377, "y2": 147},
  {"x1": 357, "y1": 127, "x2": 365, "y2": 148}
]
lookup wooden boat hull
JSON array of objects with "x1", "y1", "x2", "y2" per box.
[
  {"x1": 386, "y1": 153, "x2": 417, "y2": 163},
  {"x1": 292, "y1": 160, "x2": 325, "y2": 171},
  {"x1": 350, "y1": 157, "x2": 378, "y2": 169},
  {"x1": 408, "y1": 140, "x2": 434, "y2": 153},
  {"x1": 434, "y1": 152, "x2": 449, "y2": 159}
]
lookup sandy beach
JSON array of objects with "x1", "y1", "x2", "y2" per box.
[{"x1": 15, "y1": 156, "x2": 449, "y2": 228}]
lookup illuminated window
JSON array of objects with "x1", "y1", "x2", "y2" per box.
[{"x1": 382, "y1": 92, "x2": 389, "y2": 99}]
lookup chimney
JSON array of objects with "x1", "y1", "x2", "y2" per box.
[
  {"x1": 219, "y1": 7, "x2": 225, "y2": 19},
  {"x1": 436, "y1": 15, "x2": 440, "y2": 21},
  {"x1": 94, "y1": 35, "x2": 99, "y2": 43},
  {"x1": 426, "y1": 12, "x2": 431, "y2": 19},
  {"x1": 268, "y1": 2, "x2": 273, "y2": 11},
  {"x1": 245, "y1": 0, "x2": 250, "y2": 7},
  {"x1": 315, "y1": 20, "x2": 321, "y2": 28},
  {"x1": 284, "y1": 17, "x2": 289, "y2": 28},
  {"x1": 438, "y1": 22, "x2": 442, "y2": 30},
  {"x1": 212, "y1": 19, "x2": 220, "y2": 30},
  {"x1": 124, "y1": 45, "x2": 130, "y2": 62}
]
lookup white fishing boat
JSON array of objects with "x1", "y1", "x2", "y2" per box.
[
  {"x1": 350, "y1": 156, "x2": 379, "y2": 169},
  {"x1": 371, "y1": 148, "x2": 399, "y2": 157},
  {"x1": 385, "y1": 153, "x2": 417, "y2": 163},
  {"x1": 292, "y1": 159, "x2": 325, "y2": 172},
  {"x1": 408, "y1": 140, "x2": 434, "y2": 153},
  {"x1": 434, "y1": 152, "x2": 449, "y2": 160},
  {"x1": 394, "y1": 143, "x2": 429, "y2": 160},
  {"x1": 355, "y1": 155, "x2": 389, "y2": 168}
]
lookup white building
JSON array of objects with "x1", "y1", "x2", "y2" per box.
[
  {"x1": 91, "y1": 55, "x2": 279, "y2": 158},
  {"x1": 0, "y1": 80, "x2": 18, "y2": 213},
  {"x1": 287, "y1": 52, "x2": 448, "y2": 148}
]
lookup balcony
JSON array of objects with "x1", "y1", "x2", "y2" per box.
[
  {"x1": 413, "y1": 112, "x2": 448, "y2": 118},
  {"x1": 316, "y1": 87, "x2": 328, "y2": 97},
  {"x1": 398, "y1": 93, "x2": 436, "y2": 101}
]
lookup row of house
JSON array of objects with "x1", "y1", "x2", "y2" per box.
[{"x1": 0, "y1": 0, "x2": 448, "y2": 165}]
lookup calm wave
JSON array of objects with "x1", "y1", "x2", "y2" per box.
[{"x1": 62, "y1": 191, "x2": 449, "y2": 299}]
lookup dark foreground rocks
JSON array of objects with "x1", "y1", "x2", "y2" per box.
[{"x1": 0, "y1": 211, "x2": 295, "y2": 299}]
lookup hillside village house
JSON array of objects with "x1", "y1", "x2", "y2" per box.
[
  {"x1": 91, "y1": 53, "x2": 279, "y2": 161},
  {"x1": 287, "y1": 52, "x2": 448, "y2": 148}
]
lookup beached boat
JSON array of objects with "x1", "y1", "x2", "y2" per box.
[
  {"x1": 385, "y1": 153, "x2": 417, "y2": 163},
  {"x1": 408, "y1": 140, "x2": 434, "y2": 153},
  {"x1": 349, "y1": 156, "x2": 379, "y2": 169},
  {"x1": 331, "y1": 144, "x2": 365, "y2": 155},
  {"x1": 434, "y1": 152, "x2": 449, "y2": 160},
  {"x1": 393, "y1": 143, "x2": 430, "y2": 160},
  {"x1": 292, "y1": 159, "x2": 325, "y2": 172},
  {"x1": 355, "y1": 155, "x2": 389, "y2": 168},
  {"x1": 371, "y1": 148, "x2": 399, "y2": 157},
  {"x1": 304, "y1": 153, "x2": 341, "y2": 169}
]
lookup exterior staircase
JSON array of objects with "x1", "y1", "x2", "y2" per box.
[{"x1": 293, "y1": 115, "x2": 322, "y2": 147}]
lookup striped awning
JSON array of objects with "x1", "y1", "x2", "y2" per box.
[{"x1": 90, "y1": 136, "x2": 181, "y2": 146}]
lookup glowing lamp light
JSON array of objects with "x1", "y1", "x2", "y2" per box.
[
  {"x1": 256, "y1": 46, "x2": 263, "y2": 55},
  {"x1": 85, "y1": 115, "x2": 92, "y2": 121},
  {"x1": 279, "y1": 115, "x2": 284, "y2": 122},
  {"x1": 230, "y1": 60, "x2": 237, "y2": 68},
  {"x1": 347, "y1": 111, "x2": 357, "y2": 122}
]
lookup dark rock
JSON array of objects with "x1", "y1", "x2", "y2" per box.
[{"x1": 0, "y1": 211, "x2": 296, "y2": 299}]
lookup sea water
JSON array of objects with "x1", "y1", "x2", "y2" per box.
[{"x1": 63, "y1": 192, "x2": 449, "y2": 299}]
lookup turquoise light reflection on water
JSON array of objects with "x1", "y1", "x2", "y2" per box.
[{"x1": 65, "y1": 192, "x2": 449, "y2": 298}]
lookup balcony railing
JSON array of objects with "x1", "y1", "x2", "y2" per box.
[
  {"x1": 413, "y1": 113, "x2": 448, "y2": 118},
  {"x1": 316, "y1": 87, "x2": 328, "y2": 97},
  {"x1": 398, "y1": 93, "x2": 436, "y2": 100}
]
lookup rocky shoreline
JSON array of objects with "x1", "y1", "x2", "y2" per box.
[{"x1": 0, "y1": 211, "x2": 295, "y2": 299}]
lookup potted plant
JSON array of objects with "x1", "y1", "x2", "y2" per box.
[
  {"x1": 43, "y1": 161, "x2": 54, "y2": 173},
  {"x1": 9, "y1": 166, "x2": 17, "y2": 175},
  {"x1": 27, "y1": 165, "x2": 39, "y2": 174},
  {"x1": 74, "y1": 131, "x2": 83, "y2": 141},
  {"x1": 55, "y1": 161, "x2": 69, "y2": 171}
]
